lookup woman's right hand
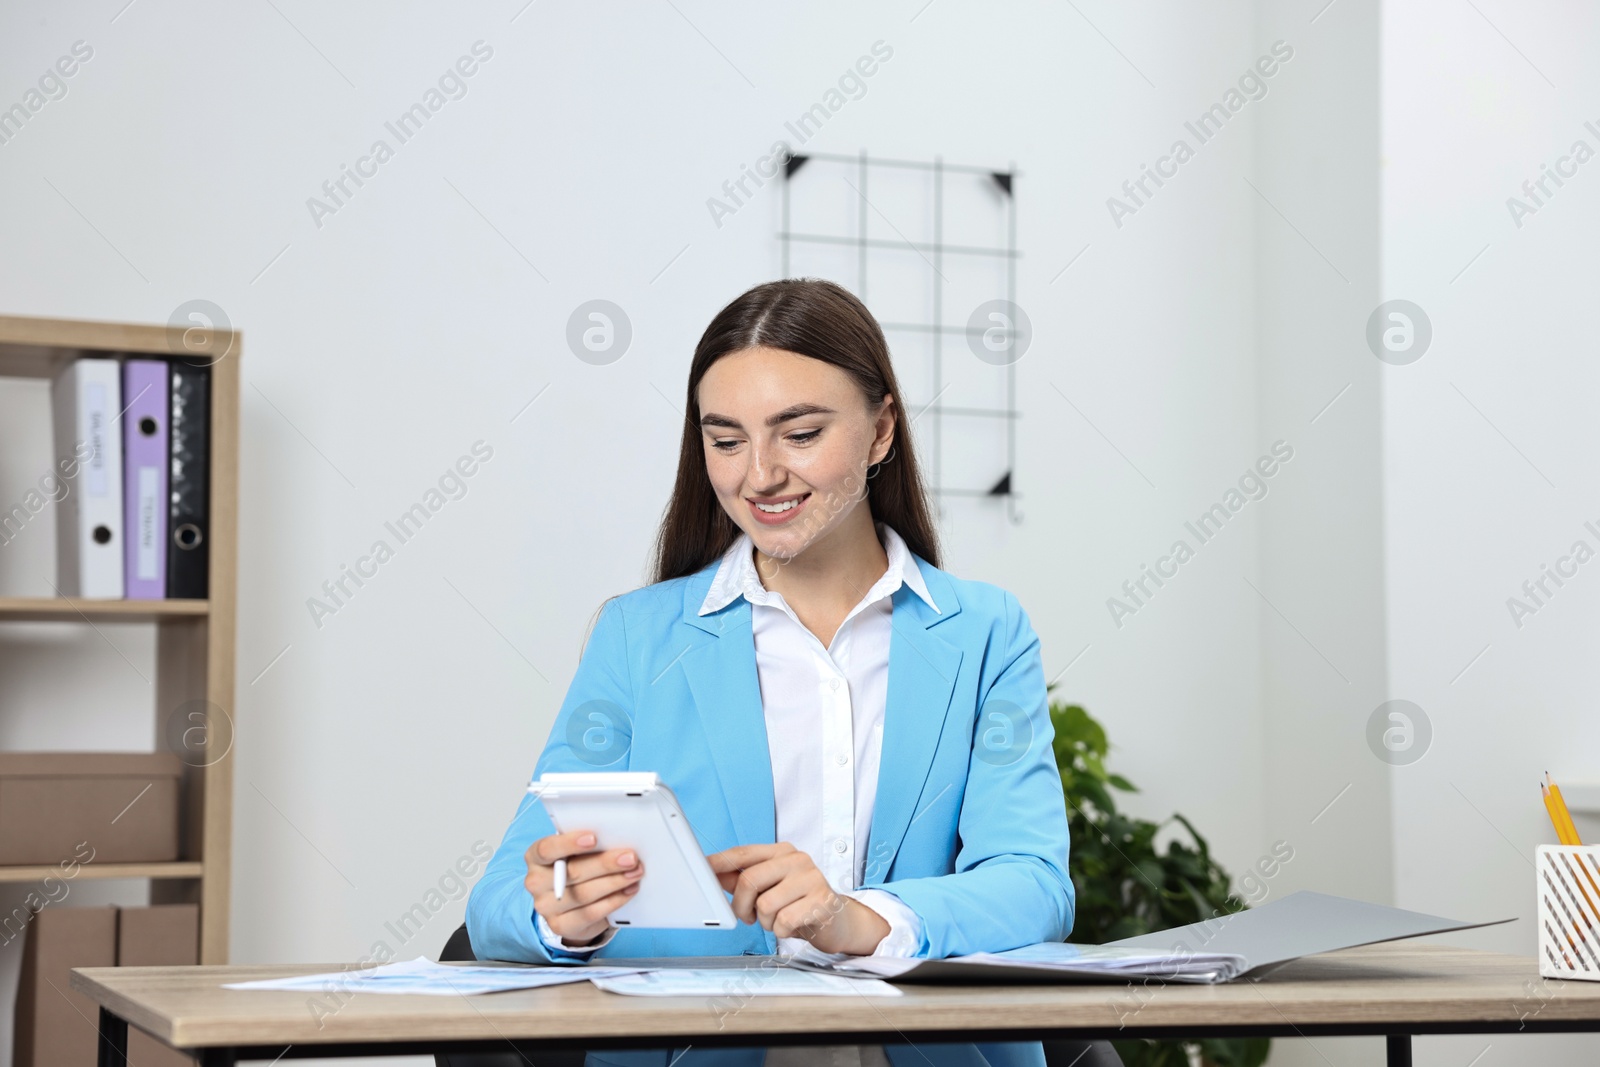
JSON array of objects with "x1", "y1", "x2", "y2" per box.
[{"x1": 523, "y1": 830, "x2": 644, "y2": 947}]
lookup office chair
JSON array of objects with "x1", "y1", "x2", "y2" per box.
[
  {"x1": 436, "y1": 923, "x2": 586, "y2": 1067},
  {"x1": 436, "y1": 923, "x2": 1123, "y2": 1067}
]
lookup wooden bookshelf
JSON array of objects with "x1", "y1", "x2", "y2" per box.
[{"x1": 0, "y1": 313, "x2": 238, "y2": 965}]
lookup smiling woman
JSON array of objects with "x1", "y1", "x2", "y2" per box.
[
  {"x1": 467, "y1": 277, "x2": 1077, "y2": 1067},
  {"x1": 654, "y1": 278, "x2": 939, "y2": 590}
]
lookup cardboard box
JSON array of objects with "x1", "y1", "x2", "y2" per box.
[
  {"x1": 118, "y1": 904, "x2": 199, "y2": 1067},
  {"x1": 13, "y1": 904, "x2": 200, "y2": 1067},
  {"x1": 12, "y1": 905, "x2": 116, "y2": 1067},
  {"x1": 0, "y1": 752, "x2": 182, "y2": 864}
]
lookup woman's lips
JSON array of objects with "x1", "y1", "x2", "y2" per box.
[{"x1": 747, "y1": 493, "x2": 811, "y2": 526}]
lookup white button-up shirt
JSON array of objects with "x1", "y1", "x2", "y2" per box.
[
  {"x1": 536, "y1": 522, "x2": 930, "y2": 963},
  {"x1": 697, "y1": 521, "x2": 931, "y2": 960}
]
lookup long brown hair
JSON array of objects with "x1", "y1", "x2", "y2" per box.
[{"x1": 650, "y1": 278, "x2": 941, "y2": 584}]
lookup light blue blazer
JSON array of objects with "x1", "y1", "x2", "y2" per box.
[{"x1": 467, "y1": 552, "x2": 1074, "y2": 1067}]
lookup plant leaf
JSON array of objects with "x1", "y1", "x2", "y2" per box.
[{"x1": 1053, "y1": 703, "x2": 1271, "y2": 1065}]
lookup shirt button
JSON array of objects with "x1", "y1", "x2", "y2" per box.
[
  {"x1": 835, "y1": 753, "x2": 849, "y2": 766},
  {"x1": 833, "y1": 839, "x2": 849, "y2": 854},
  {"x1": 830, "y1": 678, "x2": 841, "y2": 691}
]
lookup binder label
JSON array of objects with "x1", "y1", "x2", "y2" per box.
[
  {"x1": 86, "y1": 382, "x2": 110, "y2": 497},
  {"x1": 136, "y1": 465, "x2": 160, "y2": 580}
]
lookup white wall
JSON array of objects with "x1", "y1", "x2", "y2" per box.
[
  {"x1": 0, "y1": 2, "x2": 1593, "y2": 1065},
  {"x1": 1381, "y1": 1, "x2": 1600, "y2": 1063},
  {"x1": 1254, "y1": 2, "x2": 1392, "y2": 1064}
]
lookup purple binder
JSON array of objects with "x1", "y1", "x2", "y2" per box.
[{"x1": 122, "y1": 359, "x2": 170, "y2": 599}]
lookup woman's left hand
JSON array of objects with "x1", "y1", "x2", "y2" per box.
[{"x1": 706, "y1": 842, "x2": 889, "y2": 956}]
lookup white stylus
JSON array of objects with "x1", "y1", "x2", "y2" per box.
[{"x1": 553, "y1": 857, "x2": 568, "y2": 900}]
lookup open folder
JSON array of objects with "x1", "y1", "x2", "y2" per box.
[
  {"x1": 222, "y1": 893, "x2": 1512, "y2": 997},
  {"x1": 799, "y1": 891, "x2": 1513, "y2": 985}
]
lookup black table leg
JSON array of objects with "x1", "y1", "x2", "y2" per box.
[
  {"x1": 1386, "y1": 1034, "x2": 1412, "y2": 1067},
  {"x1": 96, "y1": 1007, "x2": 127, "y2": 1067}
]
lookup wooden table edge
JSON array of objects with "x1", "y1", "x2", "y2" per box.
[{"x1": 68, "y1": 945, "x2": 1600, "y2": 1051}]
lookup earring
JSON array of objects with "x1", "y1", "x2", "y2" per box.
[{"x1": 866, "y1": 444, "x2": 896, "y2": 480}]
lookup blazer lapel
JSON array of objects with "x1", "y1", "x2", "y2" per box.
[
  {"x1": 678, "y1": 566, "x2": 777, "y2": 852},
  {"x1": 865, "y1": 557, "x2": 964, "y2": 883}
]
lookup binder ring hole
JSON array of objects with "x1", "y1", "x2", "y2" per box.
[
  {"x1": 139, "y1": 416, "x2": 159, "y2": 436},
  {"x1": 174, "y1": 523, "x2": 203, "y2": 550},
  {"x1": 92, "y1": 525, "x2": 112, "y2": 545}
]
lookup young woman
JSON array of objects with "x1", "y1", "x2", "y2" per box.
[{"x1": 467, "y1": 278, "x2": 1074, "y2": 1067}]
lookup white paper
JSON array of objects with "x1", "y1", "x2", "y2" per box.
[
  {"x1": 590, "y1": 970, "x2": 902, "y2": 998},
  {"x1": 223, "y1": 956, "x2": 643, "y2": 996},
  {"x1": 816, "y1": 942, "x2": 1248, "y2": 983},
  {"x1": 976, "y1": 942, "x2": 1246, "y2": 975}
]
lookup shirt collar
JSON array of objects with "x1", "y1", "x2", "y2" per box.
[{"x1": 698, "y1": 522, "x2": 939, "y2": 617}]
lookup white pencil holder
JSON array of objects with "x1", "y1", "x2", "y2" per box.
[{"x1": 1537, "y1": 844, "x2": 1600, "y2": 980}]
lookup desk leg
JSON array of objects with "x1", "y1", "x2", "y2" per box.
[
  {"x1": 1386, "y1": 1034, "x2": 1412, "y2": 1067},
  {"x1": 96, "y1": 1007, "x2": 127, "y2": 1067}
]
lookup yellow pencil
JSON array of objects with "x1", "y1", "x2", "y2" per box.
[
  {"x1": 1548, "y1": 772, "x2": 1584, "y2": 846},
  {"x1": 1549, "y1": 773, "x2": 1600, "y2": 910},
  {"x1": 1545, "y1": 779, "x2": 1577, "y2": 845}
]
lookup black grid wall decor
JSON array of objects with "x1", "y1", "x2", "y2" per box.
[{"x1": 780, "y1": 150, "x2": 1024, "y2": 523}]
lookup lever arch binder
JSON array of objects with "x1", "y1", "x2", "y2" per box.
[
  {"x1": 167, "y1": 359, "x2": 210, "y2": 598},
  {"x1": 122, "y1": 359, "x2": 170, "y2": 599},
  {"x1": 51, "y1": 357, "x2": 124, "y2": 598}
]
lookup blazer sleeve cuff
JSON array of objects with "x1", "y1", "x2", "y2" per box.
[{"x1": 848, "y1": 888, "x2": 926, "y2": 958}]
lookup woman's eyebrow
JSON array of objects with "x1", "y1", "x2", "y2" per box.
[
  {"x1": 699, "y1": 403, "x2": 837, "y2": 430},
  {"x1": 766, "y1": 402, "x2": 836, "y2": 426}
]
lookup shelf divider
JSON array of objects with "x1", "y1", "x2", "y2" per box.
[
  {"x1": 0, "y1": 861, "x2": 203, "y2": 884},
  {"x1": 0, "y1": 598, "x2": 208, "y2": 622}
]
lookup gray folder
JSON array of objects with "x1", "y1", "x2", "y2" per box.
[
  {"x1": 806, "y1": 891, "x2": 1513, "y2": 984},
  {"x1": 1107, "y1": 890, "x2": 1513, "y2": 976}
]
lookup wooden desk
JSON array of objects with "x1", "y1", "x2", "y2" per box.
[{"x1": 72, "y1": 943, "x2": 1600, "y2": 1067}]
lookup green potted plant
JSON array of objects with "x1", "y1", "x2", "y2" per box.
[{"x1": 1048, "y1": 694, "x2": 1270, "y2": 1067}]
